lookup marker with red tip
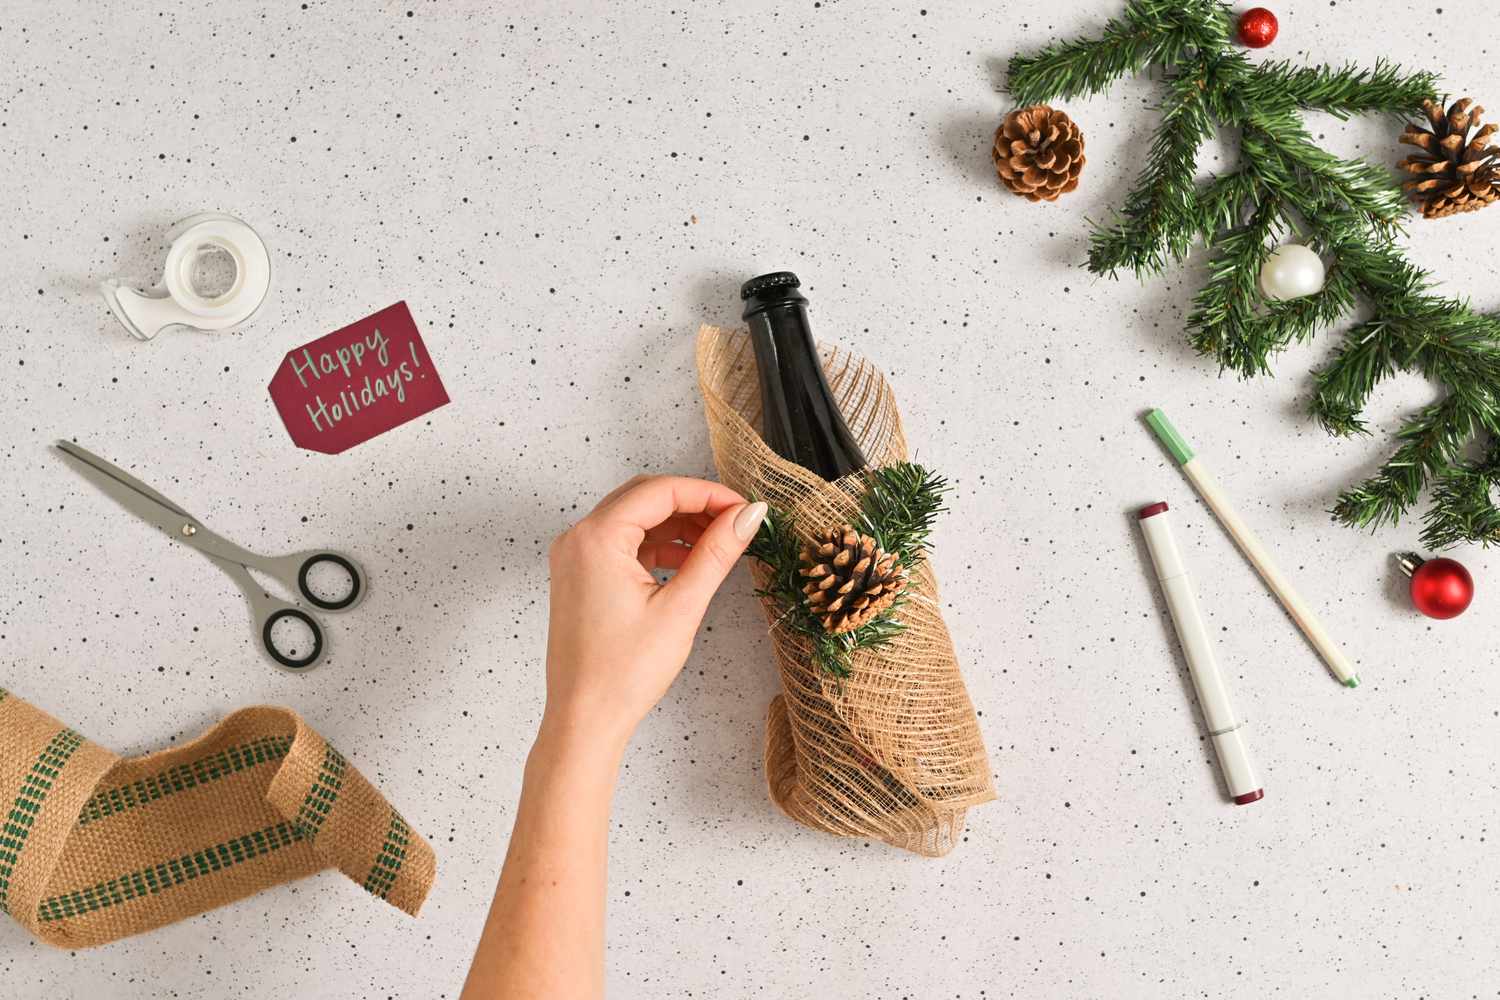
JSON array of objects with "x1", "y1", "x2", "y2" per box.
[{"x1": 1138, "y1": 502, "x2": 1264, "y2": 807}]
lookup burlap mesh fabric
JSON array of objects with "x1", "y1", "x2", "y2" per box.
[
  {"x1": 696, "y1": 324, "x2": 995, "y2": 857},
  {"x1": 0, "y1": 688, "x2": 434, "y2": 948}
]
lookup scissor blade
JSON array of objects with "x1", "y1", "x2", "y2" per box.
[{"x1": 55, "y1": 441, "x2": 194, "y2": 534}]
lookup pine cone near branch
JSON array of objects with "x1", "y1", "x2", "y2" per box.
[
  {"x1": 993, "y1": 105, "x2": 1085, "y2": 202},
  {"x1": 1399, "y1": 97, "x2": 1500, "y2": 219},
  {"x1": 800, "y1": 525, "x2": 906, "y2": 635}
]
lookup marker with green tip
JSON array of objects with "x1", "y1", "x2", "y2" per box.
[{"x1": 1144, "y1": 408, "x2": 1360, "y2": 689}]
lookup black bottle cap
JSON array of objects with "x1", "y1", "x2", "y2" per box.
[
  {"x1": 740, "y1": 271, "x2": 807, "y2": 320},
  {"x1": 740, "y1": 271, "x2": 801, "y2": 300}
]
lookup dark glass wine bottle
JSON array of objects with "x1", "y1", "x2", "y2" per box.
[{"x1": 740, "y1": 271, "x2": 868, "y2": 479}]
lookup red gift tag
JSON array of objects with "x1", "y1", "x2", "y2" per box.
[{"x1": 268, "y1": 301, "x2": 450, "y2": 454}]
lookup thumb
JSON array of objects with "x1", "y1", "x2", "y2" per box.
[{"x1": 659, "y1": 501, "x2": 767, "y2": 616}]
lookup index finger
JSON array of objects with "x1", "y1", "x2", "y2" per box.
[{"x1": 594, "y1": 476, "x2": 746, "y2": 531}]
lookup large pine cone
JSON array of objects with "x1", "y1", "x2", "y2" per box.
[
  {"x1": 993, "y1": 105, "x2": 1085, "y2": 202},
  {"x1": 1399, "y1": 97, "x2": 1500, "y2": 219},
  {"x1": 800, "y1": 525, "x2": 906, "y2": 635}
]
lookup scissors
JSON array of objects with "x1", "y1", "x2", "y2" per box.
[{"x1": 56, "y1": 440, "x2": 367, "y2": 672}]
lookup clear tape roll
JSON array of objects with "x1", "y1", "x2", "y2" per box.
[{"x1": 101, "y1": 213, "x2": 271, "y2": 341}]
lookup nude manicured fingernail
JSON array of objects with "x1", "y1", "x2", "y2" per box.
[{"x1": 733, "y1": 502, "x2": 768, "y2": 540}]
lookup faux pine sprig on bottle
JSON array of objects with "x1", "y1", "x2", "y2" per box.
[
  {"x1": 746, "y1": 462, "x2": 948, "y2": 679},
  {"x1": 1008, "y1": 0, "x2": 1500, "y2": 548}
]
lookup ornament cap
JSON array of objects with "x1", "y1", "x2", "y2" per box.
[{"x1": 1394, "y1": 552, "x2": 1425, "y2": 578}]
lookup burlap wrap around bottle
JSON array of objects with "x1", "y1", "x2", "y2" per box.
[
  {"x1": 696, "y1": 324, "x2": 995, "y2": 856},
  {"x1": 0, "y1": 688, "x2": 434, "y2": 948}
]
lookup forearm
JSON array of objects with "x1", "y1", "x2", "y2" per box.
[
  {"x1": 460, "y1": 716, "x2": 626, "y2": 1000},
  {"x1": 461, "y1": 477, "x2": 756, "y2": 997}
]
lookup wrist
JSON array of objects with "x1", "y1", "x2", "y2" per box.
[{"x1": 531, "y1": 709, "x2": 632, "y2": 776}]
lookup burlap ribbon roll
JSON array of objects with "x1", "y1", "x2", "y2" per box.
[
  {"x1": 0, "y1": 688, "x2": 434, "y2": 948},
  {"x1": 696, "y1": 324, "x2": 996, "y2": 857}
]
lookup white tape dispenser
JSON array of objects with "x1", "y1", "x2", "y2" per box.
[{"x1": 101, "y1": 213, "x2": 271, "y2": 341}]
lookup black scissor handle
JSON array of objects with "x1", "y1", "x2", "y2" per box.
[
  {"x1": 262, "y1": 608, "x2": 325, "y2": 671},
  {"x1": 296, "y1": 552, "x2": 363, "y2": 611}
]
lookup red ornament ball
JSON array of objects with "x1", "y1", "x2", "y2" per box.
[
  {"x1": 1409, "y1": 557, "x2": 1474, "y2": 620},
  {"x1": 1237, "y1": 7, "x2": 1279, "y2": 48}
]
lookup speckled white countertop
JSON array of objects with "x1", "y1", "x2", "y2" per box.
[{"x1": 3, "y1": 1, "x2": 1498, "y2": 997}]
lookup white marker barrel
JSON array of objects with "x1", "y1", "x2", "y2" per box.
[{"x1": 1138, "y1": 502, "x2": 1263, "y2": 805}]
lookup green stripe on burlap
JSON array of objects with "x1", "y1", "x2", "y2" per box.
[
  {"x1": 362, "y1": 810, "x2": 411, "y2": 900},
  {"x1": 78, "y1": 736, "x2": 293, "y2": 828},
  {"x1": 0, "y1": 728, "x2": 85, "y2": 915},
  {"x1": 0, "y1": 688, "x2": 9, "y2": 704},
  {"x1": 293, "y1": 745, "x2": 346, "y2": 841},
  {"x1": 36, "y1": 820, "x2": 305, "y2": 923}
]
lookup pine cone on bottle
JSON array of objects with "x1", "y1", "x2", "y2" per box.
[
  {"x1": 1398, "y1": 97, "x2": 1500, "y2": 219},
  {"x1": 800, "y1": 525, "x2": 906, "y2": 635},
  {"x1": 993, "y1": 105, "x2": 1085, "y2": 202}
]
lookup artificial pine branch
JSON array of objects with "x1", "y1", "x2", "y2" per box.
[
  {"x1": 1184, "y1": 197, "x2": 1283, "y2": 374},
  {"x1": 1246, "y1": 60, "x2": 1440, "y2": 119},
  {"x1": 1330, "y1": 396, "x2": 1478, "y2": 531},
  {"x1": 1424, "y1": 444, "x2": 1500, "y2": 547},
  {"x1": 1089, "y1": 72, "x2": 1217, "y2": 277},
  {"x1": 1007, "y1": 0, "x2": 1500, "y2": 547},
  {"x1": 853, "y1": 463, "x2": 949, "y2": 567},
  {"x1": 1007, "y1": 0, "x2": 1227, "y2": 107},
  {"x1": 1249, "y1": 107, "x2": 1408, "y2": 227},
  {"x1": 1234, "y1": 259, "x2": 1357, "y2": 367}
]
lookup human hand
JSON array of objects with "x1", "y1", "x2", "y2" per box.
[{"x1": 540, "y1": 475, "x2": 767, "y2": 753}]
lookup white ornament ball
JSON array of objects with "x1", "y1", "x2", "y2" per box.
[{"x1": 1259, "y1": 244, "x2": 1326, "y2": 301}]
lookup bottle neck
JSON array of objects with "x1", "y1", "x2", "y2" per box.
[
  {"x1": 747, "y1": 303, "x2": 867, "y2": 480},
  {"x1": 750, "y1": 301, "x2": 818, "y2": 357}
]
